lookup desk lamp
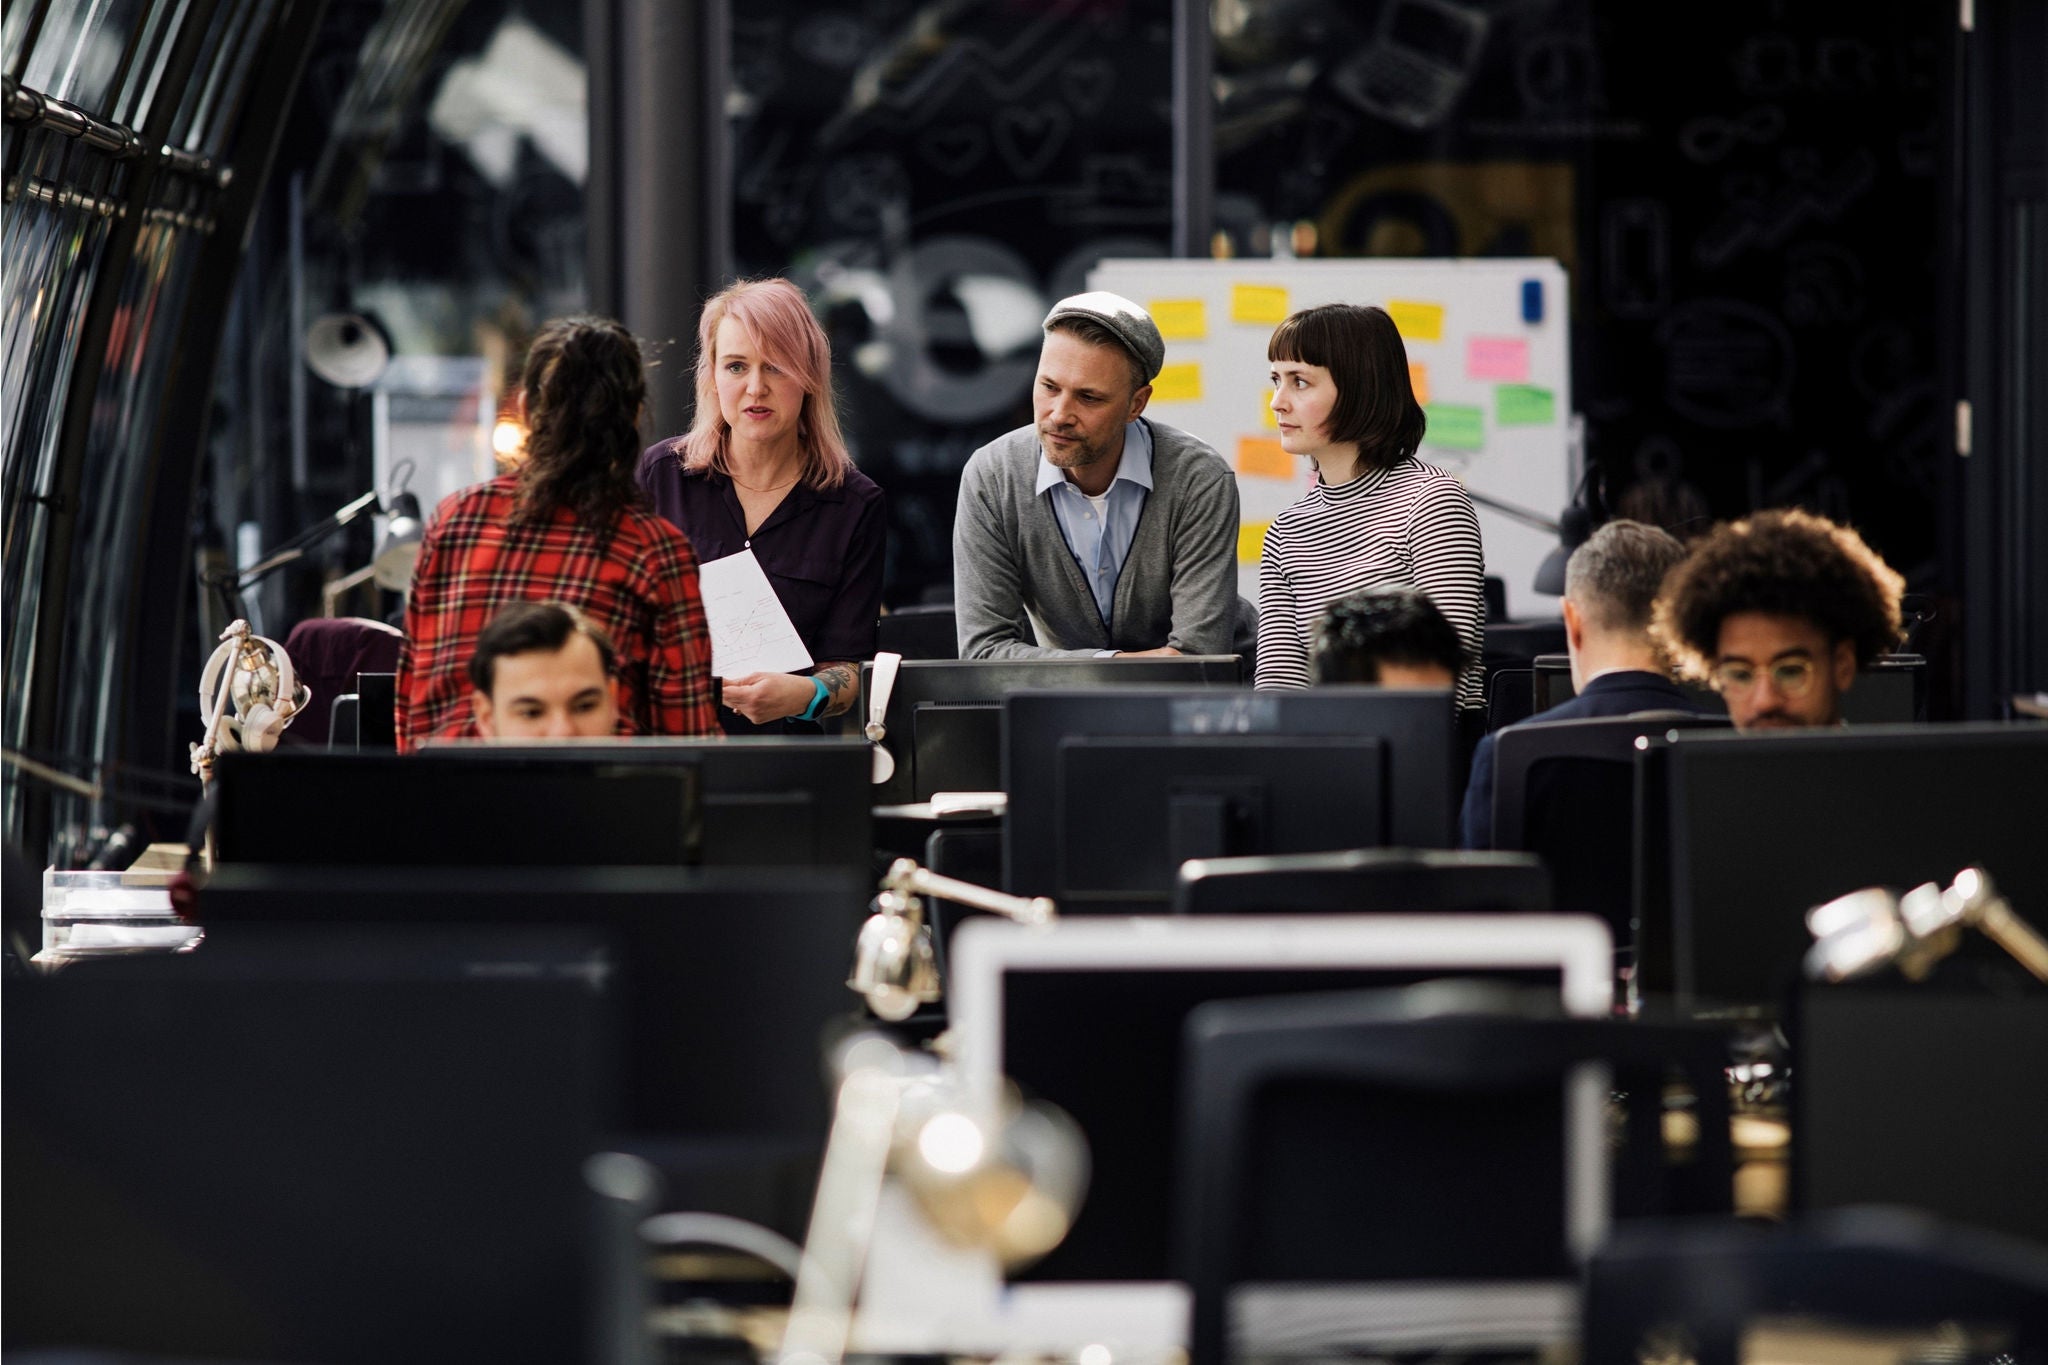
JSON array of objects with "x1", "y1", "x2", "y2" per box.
[
  {"x1": 1806, "y1": 866, "x2": 2048, "y2": 985},
  {"x1": 209, "y1": 461, "x2": 425, "y2": 622},
  {"x1": 848, "y1": 856, "x2": 1056, "y2": 1020},
  {"x1": 778, "y1": 1030, "x2": 1088, "y2": 1365}
]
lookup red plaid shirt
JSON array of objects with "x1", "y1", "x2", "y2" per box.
[{"x1": 396, "y1": 476, "x2": 719, "y2": 749}]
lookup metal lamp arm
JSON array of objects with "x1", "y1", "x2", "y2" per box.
[{"x1": 880, "y1": 857, "x2": 1056, "y2": 924}]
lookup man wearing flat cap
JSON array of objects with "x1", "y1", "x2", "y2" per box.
[{"x1": 953, "y1": 292, "x2": 1250, "y2": 660}]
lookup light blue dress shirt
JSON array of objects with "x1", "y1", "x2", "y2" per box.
[{"x1": 1036, "y1": 420, "x2": 1153, "y2": 632}]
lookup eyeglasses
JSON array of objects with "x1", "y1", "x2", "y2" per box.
[{"x1": 1710, "y1": 657, "x2": 1817, "y2": 696}]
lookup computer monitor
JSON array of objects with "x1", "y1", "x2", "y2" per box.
[
  {"x1": 1004, "y1": 687, "x2": 1459, "y2": 903},
  {"x1": 421, "y1": 736, "x2": 874, "y2": 870},
  {"x1": 1646, "y1": 723, "x2": 2048, "y2": 1009},
  {"x1": 862, "y1": 657, "x2": 1241, "y2": 805},
  {"x1": 852, "y1": 914, "x2": 1613, "y2": 1354},
  {"x1": 196, "y1": 865, "x2": 868, "y2": 1165},
  {"x1": 357, "y1": 671, "x2": 398, "y2": 748},
  {"x1": 4, "y1": 926, "x2": 612, "y2": 1365},
  {"x1": 211, "y1": 749, "x2": 700, "y2": 866}
]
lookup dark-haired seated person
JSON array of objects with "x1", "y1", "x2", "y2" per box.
[
  {"x1": 468, "y1": 601, "x2": 619, "y2": 741},
  {"x1": 1312, "y1": 584, "x2": 1466, "y2": 687},
  {"x1": 1651, "y1": 507, "x2": 1905, "y2": 732},
  {"x1": 1459, "y1": 520, "x2": 1712, "y2": 848}
]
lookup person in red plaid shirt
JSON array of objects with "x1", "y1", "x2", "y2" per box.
[{"x1": 397, "y1": 316, "x2": 719, "y2": 749}]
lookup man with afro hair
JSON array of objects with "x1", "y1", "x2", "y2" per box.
[{"x1": 1651, "y1": 508, "x2": 1905, "y2": 731}]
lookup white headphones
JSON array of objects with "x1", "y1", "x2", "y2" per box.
[{"x1": 196, "y1": 623, "x2": 310, "y2": 758}]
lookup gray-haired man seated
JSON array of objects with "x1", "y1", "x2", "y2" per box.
[{"x1": 952, "y1": 291, "x2": 1252, "y2": 661}]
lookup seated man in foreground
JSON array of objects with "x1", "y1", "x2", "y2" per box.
[
  {"x1": 468, "y1": 601, "x2": 621, "y2": 741},
  {"x1": 1312, "y1": 584, "x2": 1466, "y2": 687},
  {"x1": 1461, "y1": 519, "x2": 1710, "y2": 848},
  {"x1": 953, "y1": 291, "x2": 1249, "y2": 660},
  {"x1": 1651, "y1": 508, "x2": 1905, "y2": 732}
]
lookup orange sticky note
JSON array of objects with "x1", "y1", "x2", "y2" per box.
[
  {"x1": 1237, "y1": 520, "x2": 1271, "y2": 563},
  {"x1": 1230, "y1": 284, "x2": 1290, "y2": 324},
  {"x1": 1386, "y1": 300, "x2": 1445, "y2": 343},
  {"x1": 1237, "y1": 437, "x2": 1293, "y2": 481},
  {"x1": 1409, "y1": 362, "x2": 1431, "y2": 406},
  {"x1": 1149, "y1": 298, "x2": 1207, "y2": 340},
  {"x1": 1150, "y1": 362, "x2": 1202, "y2": 402}
]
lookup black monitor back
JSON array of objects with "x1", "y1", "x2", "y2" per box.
[
  {"x1": 213, "y1": 750, "x2": 699, "y2": 866},
  {"x1": 1175, "y1": 848, "x2": 1553, "y2": 916},
  {"x1": 4, "y1": 926, "x2": 610, "y2": 1365},
  {"x1": 1004, "y1": 687, "x2": 1458, "y2": 900},
  {"x1": 862, "y1": 656, "x2": 1241, "y2": 804},
  {"x1": 423, "y1": 737, "x2": 873, "y2": 870},
  {"x1": 1652, "y1": 723, "x2": 2048, "y2": 1009},
  {"x1": 1053, "y1": 735, "x2": 1385, "y2": 912},
  {"x1": 196, "y1": 865, "x2": 866, "y2": 1156}
]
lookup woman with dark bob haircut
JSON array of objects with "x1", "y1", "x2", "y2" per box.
[
  {"x1": 1254, "y1": 303, "x2": 1486, "y2": 712},
  {"x1": 398, "y1": 316, "x2": 720, "y2": 748}
]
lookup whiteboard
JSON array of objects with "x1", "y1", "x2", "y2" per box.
[{"x1": 1087, "y1": 257, "x2": 1572, "y2": 621}]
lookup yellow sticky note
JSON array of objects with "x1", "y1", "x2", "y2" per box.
[
  {"x1": 1261, "y1": 397, "x2": 1278, "y2": 429},
  {"x1": 1230, "y1": 284, "x2": 1289, "y2": 324},
  {"x1": 1149, "y1": 298, "x2": 1207, "y2": 340},
  {"x1": 1387, "y1": 300, "x2": 1446, "y2": 343},
  {"x1": 1237, "y1": 520, "x2": 1271, "y2": 564},
  {"x1": 1408, "y1": 361, "x2": 1431, "y2": 406},
  {"x1": 1150, "y1": 361, "x2": 1201, "y2": 402},
  {"x1": 1237, "y1": 437, "x2": 1293, "y2": 481}
]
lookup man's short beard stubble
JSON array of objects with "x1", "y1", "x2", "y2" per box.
[{"x1": 1038, "y1": 422, "x2": 1115, "y2": 471}]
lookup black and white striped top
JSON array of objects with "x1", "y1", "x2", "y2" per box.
[{"x1": 1255, "y1": 457, "x2": 1487, "y2": 708}]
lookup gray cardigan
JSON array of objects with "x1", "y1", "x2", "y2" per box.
[{"x1": 953, "y1": 418, "x2": 1245, "y2": 659}]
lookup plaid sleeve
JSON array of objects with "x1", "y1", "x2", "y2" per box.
[
  {"x1": 394, "y1": 515, "x2": 447, "y2": 754},
  {"x1": 645, "y1": 528, "x2": 721, "y2": 737}
]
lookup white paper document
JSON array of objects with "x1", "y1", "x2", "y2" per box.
[{"x1": 697, "y1": 547, "x2": 814, "y2": 678}]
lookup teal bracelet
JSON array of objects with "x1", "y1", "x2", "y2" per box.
[{"x1": 798, "y1": 674, "x2": 831, "y2": 722}]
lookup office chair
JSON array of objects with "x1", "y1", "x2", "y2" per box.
[
  {"x1": 1485, "y1": 666, "x2": 1537, "y2": 732},
  {"x1": 1585, "y1": 1208, "x2": 2048, "y2": 1365},
  {"x1": 1176, "y1": 979, "x2": 1735, "y2": 1365},
  {"x1": 1174, "y1": 847, "x2": 1553, "y2": 916},
  {"x1": 1492, "y1": 712, "x2": 1730, "y2": 946},
  {"x1": 876, "y1": 604, "x2": 958, "y2": 660}
]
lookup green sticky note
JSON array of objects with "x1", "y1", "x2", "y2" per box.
[
  {"x1": 1423, "y1": 403, "x2": 1485, "y2": 451},
  {"x1": 1495, "y1": 384, "x2": 1556, "y2": 426}
]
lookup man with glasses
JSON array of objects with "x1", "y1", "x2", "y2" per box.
[{"x1": 1651, "y1": 508, "x2": 1905, "y2": 731}]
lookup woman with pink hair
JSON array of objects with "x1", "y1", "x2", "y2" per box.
[{"x1": 637, "y1": 278, "x2": 886, "y2": 734}]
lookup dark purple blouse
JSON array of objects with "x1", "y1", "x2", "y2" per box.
[{"x1": 635, "y1": 439, "x2": 887, "y2": 668}]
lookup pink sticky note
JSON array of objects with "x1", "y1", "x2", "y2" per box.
[{"x1": 1467, "y1": 337, "x2": 1530, "y2": 383}]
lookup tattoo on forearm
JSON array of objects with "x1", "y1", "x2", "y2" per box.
[{"x1": 815, "y1": 663, "x2": 859, "y2": 717}]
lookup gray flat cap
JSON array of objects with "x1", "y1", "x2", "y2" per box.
[{"x1": 1042, "y1": 290, "x2": 1165, "y2": 384}]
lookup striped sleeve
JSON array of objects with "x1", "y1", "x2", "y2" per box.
[
  {"x1": 1403, "y1": 474, "x2": 1488, "y2": 710},
  {"x1": 1255, "y1": 520, "x2": 1310, "y2": 689}
]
